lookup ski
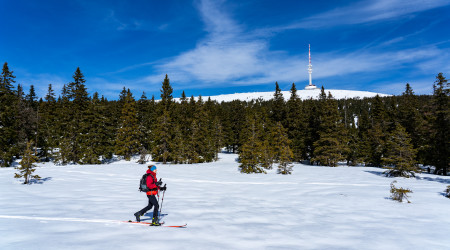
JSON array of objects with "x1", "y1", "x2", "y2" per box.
[
  {"x1": 157, "y1": 224, "x2": 187, "y2": 228},
  {"x1": 124, "y1": 220, "x2": 156, "y2": 225},
  {"x1": 124, "y1": 220, "x2": 186, "y2": 228}
]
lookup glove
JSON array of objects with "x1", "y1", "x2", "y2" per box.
[
  {"x1": 160, "y1": 186, "x2": 167, "y2": 191},
  {"x1": 156, "y1": 181, "x2": 163, "y2": 186}
]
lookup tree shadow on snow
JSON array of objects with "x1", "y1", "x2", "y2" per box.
[
  {"x1": 364, "y1": 170, "x2": 386, "y2": 177},
  {"x1": 439, "y1": 192, "x2": 449, "y2": 198},
  {"x1": 416, "y1": 176, "x2": 450, "y2": 184},
  {"x1": 28, "y1": 177, "x2": 52, "y2": 184}
]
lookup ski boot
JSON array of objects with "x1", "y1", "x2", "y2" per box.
[
  {"x1": 151, "y1": 217, "x2": 161, "y2": 226},
  {"x1": 134, "y1": 212, "x2": 141, "y2": 222}
]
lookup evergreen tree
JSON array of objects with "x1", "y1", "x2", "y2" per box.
[
  {"x1": 365, "y1": 95, "x2": 388, "y2": 166},
  {"x1": 171, "y1": 124, "x2": 186, "y2": 164},
  {"x1": 45, "y1": 84, "x2": 56, "y2": 102},
  {"x1": 25, "y1": 85, "x2": 38, "y2": 110},
  {"x1": 160, "y1": 74, "x2": 173, "y2": 111},
  {"x1": 54, "y1": 84, "x2": 72, "y2": 164},
  {"x1": 115, "y1": 91, "x2": 140, "y2": 161},
  {"x1": 383, "y1": 123, "x2": 418, "y2": 177},
  {"x1": 152, "y1": 75, "x2": 175, "y2": 163},
  {"x1": 238, "y1": 114, "x2": 266, "y2": 174},
  {"x1": 303, "y1": 99, "x2": 320, "y2": 161},
  {"x1": 428, "y1": 73, "x2": 449, "y2": 175},
  {"x1": 286, "y1": 83, "x2": 306, "y2": 161},
  {"x1": 80, "y1": 93, "x2": 111, "y2": 164},
  {"x1": 152, "y1": 109, "x2": 172, "y2": 164},
  {"x1": 0, "y1": 63, "x2": 18, "y2": 166},
  {"x1": 37, "y1": 84, "x2": 58, "y2": 161},
  {"x1": 271, "y1": 122, "x2": 294, "y2": 174},
  {"x1": 222, "y1": 100, "x2": 246, "y2": 153},
  {"x1": 270, "y1": 81, "x2": 286, "y2": 122},
  {"x1": 137, "y1": 92, "x2": 152, "y2": 151},
  {"x1": 15, "y1": 141, "x2": 40, "y2": 184},
  {"x1": 65, "y1": 67, "x2": 90, "y2": 163},
  {"x1": 312, "y1": 89, "x2": 348, "y2": 166},
  {"x1": 15, "y1": 83, "x2": 38, "y2": 158},
  {"x1": 397, "y1": 83, "x2": 426, "y2": 163}
]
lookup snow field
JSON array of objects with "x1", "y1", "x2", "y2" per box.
[
  {"x1": 1, "y1": 153, "x2": 449, "y2": 250},
  {"x1": 172, "y1": 89, "x2": 390, "y2": 103}
]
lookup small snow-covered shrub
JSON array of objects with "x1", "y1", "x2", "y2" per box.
[
  {"x1": 445, "y1": 186, "x2": 450, "y2": 198},
  {"x1": 390, "y1": 181, "x2": 412, "y2": 203}
]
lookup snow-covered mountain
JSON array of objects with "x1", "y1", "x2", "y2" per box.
[{"x1": 175, "y1": 89, "x2": 390, "y2": 102}]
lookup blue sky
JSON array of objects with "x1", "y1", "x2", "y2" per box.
[{"x1": 1, "y1": 0, "x2": 450, "y2": 100}]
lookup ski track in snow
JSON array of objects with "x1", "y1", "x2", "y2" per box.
[{"x1": 0, "y1": 215, "x2": 121, "y2": 224}]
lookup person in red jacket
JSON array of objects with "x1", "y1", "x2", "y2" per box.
[{"x1": 134, "y1": 165, "x2": 166, "y2": 226}]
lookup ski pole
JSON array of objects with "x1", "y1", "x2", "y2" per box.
[
  {"x1": 157, "y1": 178, "x2": 162, "y2": 204},
  {"x1": 158, "y1": 184, "x2": 166, "y2": 221}
]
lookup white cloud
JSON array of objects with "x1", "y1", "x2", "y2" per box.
[
  {"x1": 279, "y1": 0, "x2": 450, "y2": 30},
  {"x1": 136, "y1": 0, "x2": 449, "y2": 94},
  {"x1": 16, "y1": 73, "x2": 68, "y2": 99}
]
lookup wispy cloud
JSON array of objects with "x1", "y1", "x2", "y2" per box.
[
  {"x1": 278, "y1": 0, "x2": 450, "y2": 30},
  {"x1": 133, "y1": 0, "x2": 449, "y2": 94},
  {"x1": 16, "y1": 72, "x2": 68, "y2": 98}
]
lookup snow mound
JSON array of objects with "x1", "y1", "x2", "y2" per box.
[{"x1": 175, "y1": 89, "x2": 390, "y2": 102}]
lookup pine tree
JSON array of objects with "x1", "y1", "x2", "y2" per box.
[
  {"x1": 211, "y1": 116, "x2": 223, "y2": 161},
  {"x1": 428, "y1": 73, "x2": 449, "y2": 175},
  {"x1": 25, "y1": 85, "x2": 38, "y2": 110},
  {"x1": 80, "y1": 94, "x2": 106, "y2": 164},
  {"x1": 160, "y1": 74, "x2": 173, "y2": 111},
  {"x1": 171, "y1": 124, "x2": 186, "y2": 164},
  {"x1": 271, "y1": 122, "x2": 294, "y2": 174},
  {"x1": 304, "y1": 99, "x2": 320, "y2": 161},
  {"x1": 152, "y1": 75, "x2": 175, "y2": 164},
  {"x1": 137, "y1": 92, "x2": 152, "y2": 151},
  {"x1": 15, "y1": 141, "x2": 40, "y2": 184},
  {"x1": 383, "y1": 123, "x2": 418, "y2": 177},
  {"x1": 54, "y1": 84, "x2": 72, "y2": 164},
  {"x1": 0, "y1": 63, "x2": 18, "y2": 166},
  {"x1": 115, "y1": 91, "x2": 140, "y2": 161},
  {"x1": 55, "y1": 138, "x2": 71, "y2": 165},
  {"x1": 270, "y1": 81, "x2": 286, "y2": 122},
  {"x1": 365, "y1": 95, "x2": 388, "y2": 167},
  {"x1": 397, "y1": 83, "x2": 425, "y2": 163},
  {"x1": 152, "y1": 109, "x2": 172, "y2": 164},
  {"x1": 238, "y1": 114, "x2": 266, "y2": 174},
  {"x1": 62, "y1": 67, "x2": 91, "y2": 163},
  {"x1": 286, "y1": 83, "x2": 306, "y2": 161},
  {"x1": 222, "y1": 100, "x2": 246, "y2": 153},
  {"x1": 15, "y1": 84, "x2": 38, "y2": 158},
  {"x1": 37, "y1": 84, "x2": 58, "y2": 161},
  {"x1": 312, "y1": 90, "x2": 348, "y2": 166}
]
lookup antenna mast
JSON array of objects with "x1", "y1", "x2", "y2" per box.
[{"x1": 308, "y1": 44, "x2": 313, "y2": 86}]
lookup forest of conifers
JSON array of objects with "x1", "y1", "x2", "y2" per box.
[{"x1": 0, "y1": 63, "x2": 448, "y2": 175}]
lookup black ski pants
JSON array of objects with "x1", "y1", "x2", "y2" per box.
[{"x1": 138, "y1": 195, "x2": 159, "y2": 219}]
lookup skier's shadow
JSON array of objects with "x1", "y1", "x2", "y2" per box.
[{"x1": 142, "y1": 213, "x2": 168, "y2": 221}]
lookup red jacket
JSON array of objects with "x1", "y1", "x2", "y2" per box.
[{"x1": 146, "y1": 170, "x2": 159, "y2": 195}]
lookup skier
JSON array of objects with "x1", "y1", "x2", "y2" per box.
[{"x1": 134, "y1": 165, "x2": 166, "y2": 226}]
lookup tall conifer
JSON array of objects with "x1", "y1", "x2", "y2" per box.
[
  {"x1": 0, "y1": 63, "x2": 18, "y2": 166},
  {"x1": 383, "y1": 123, "x2": 418, "y2": 177},
  {"x1": 115, "y1": 91, "x2": 140, "y2": 161},
  {"x1": 428, "y1": 73, "x2": 449, "y2": 175}
]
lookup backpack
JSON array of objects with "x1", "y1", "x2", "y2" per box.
[
  {"x1": 139, "y1": 173, "x2": 157, "y2": 192},
  {"x1": 139, "y1": 173, "x2": 150, "y2": 192}
]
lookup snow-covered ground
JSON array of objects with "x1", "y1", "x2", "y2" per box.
[
  {"x1": 174, "y1": 89, "x2": 390, "y2": 102},
  {"x1": 1, "y1": 153, "x2": 449, "y2": 250}
]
